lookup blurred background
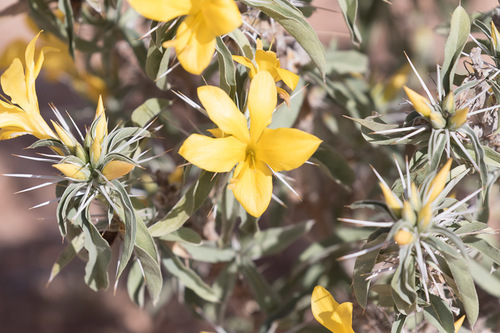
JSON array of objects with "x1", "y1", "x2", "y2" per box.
[{"x1": 0, "y1": 0, "x2": 498, "y2": 332}]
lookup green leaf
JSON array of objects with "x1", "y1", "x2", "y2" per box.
[
  {"x1": 431, "y1": 238, "x2": 479, "y2": 326},
  {"x1": 353, "y1": 232, "x2": 387, "y2": 308},
  {"x1": 161, "y1": 245, "x2": 219, "y2": 302},
  {"x1": 239, "y1": 258, "x2": 280, "y2": 312},
  {"x1": 440, "y1": 6, "x2": 470, "y2": 94},
  {"x1": 228, "y1": 29, "x2": 254, "y2": 58},
  {"x1": 391, "y1": 245, "x2": 417, "y2": 315},
  {"x1": 127, "y1": 260, "x2": 146, "y2": 307},
  {"x1": 470, "y1": 259, "x2": 500, "y2": 297},
  {"x1": 48, "y1": 231, "x2": 85, "y2": 285},
  {"x1": 464, "y1": 236, "x2": 500, "y2": 266},
  {"x1": 337, "y1": 0, "x2": 362, "y2": 46},
  {"x1": 245, "y1": 220, "x2": 314, "y2": 259},
  {"x1": 160, "y1": 227, "x2": 202, "y2": 245},
  {"x1": 58, "y1": 0, "x2": 75, "y2": 58},
  {"x1": 131, "y1": 98, "x2": 171, "y2": 127},
  {"x1": 240, "y1": 0, "x2": 326, "y2": 78},
  {"x1": 216, "y1": 37, "x2": 237, "y2": 98},
  {"x1": 325, "y1": 49, "x2": 368, "y2": 75},
  {"x1": 149, "y1": 171, "x2": 217, "y2": 237},
  {"x1": 310, "y1": 143, "x2": 355, "y2": 188},
  {"x1": 423, "y1": 294, "x2": 455, "y2": 333},
  {"x1": 56, "y1": 182, "x2": 85, "y2": 235},
  {"x1": 81, "y1": 212, "x2": 111, "y2": 291},
  {"x1": 181, "y1": 243, "x2": 236, "y2": 263},
  {"x1": 134, "y1": 215, "x2": 162, "y2": 304},
  {"x1": 110, "y1": 180, "x2": 137, "y2": 282},
  {"x1": 391, "y1": 314, "x2": 407, "y2": 333}
]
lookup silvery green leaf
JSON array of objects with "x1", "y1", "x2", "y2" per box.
[
  {"x1": 149, "y1": 171, "x2": 217, "y2": 237},
  {"x1": 127, "y1": 260, "x2": 146, "y2": 307},
  {"x1": 181, "y1": 243, "x2": 236, "y2": 263},
  {"x1": 134, "y1": 214, "x2": 162, "y2": 304},
  {"x1": 353, "y1": 232, "x2": 387, "y2": 308},
  {"x1": 440, "y1": 6, "x2": 470, "y2": 94},
  {"x1": 48, "y1": 231, "x2": 85, "y2": 284},
  {"x1": 469, "y1": 259, "x2": 500, "y2": 297},
  {"x1": 423, "y1": 294, "x2": 455, "y2": 333},
  {"x1": 160, "y1": 227, "x2": 202, "y2": 245},
  {"x1": 228, "y1": 29, "x2": 254, "y2": 59},
  {"x1": 81, "y1": 212, "x2": 111, "y2": 291},
  {"x1": 161, "y1": 245, "x2": 219, "y2": 302},
  {"x1": 216, "y1": 37, "x2": 236, "y2": 98},
  {"x1": 57, "y1": 182, "x2": 86, "y2": 234},
  {"x1": 245, "y1": 220, "x2": 314, "y2": 259},
  {"x1": 111, "y1": 180, "x2": 137, "y2": 282},
  {"x1": 239, "y1": 258, "x2": 280, "y2": 312},
  {"x1": 310, "y1": 143, "x2": 355, "y2": 188},
  {"x1": 132, "y1": 98, "x2": 171, "y2": 127},
  {"x1": 337, "y1": 0, "x2": 362, "y2": 46},
  {"x1": 391, "y1": 245, "x2": 417, "y2": 315},
  {"x1": 58, "y1": 0, "x2": 75, "y2": 57},
  {"x1": 464, "y1": 236, "x2": 500, "y2": 266},
  {"x1": 240, "y1": 0, "x2": 326, "y2": 78}
]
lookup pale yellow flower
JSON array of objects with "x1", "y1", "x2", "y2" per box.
[
  {"x1": 179, "y1": 71, "x2": 321, "y2": 217},
  {"x1": 0, "y1": 32, "x2": 56, "y2": 140},
  {"x1": 311, "y1": 286, "x2": 355, "y2": 333},
  {"x1": 128, "y1": 0, "x2": 242, "y2": 75}
]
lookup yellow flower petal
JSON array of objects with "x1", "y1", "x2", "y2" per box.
[
  {"x1": 163, "y1": 13, "x2": 216, "y2": 75},
  {"x1": 230, "y1": 158, "x2": 272, "y2": 217},
  {"x1": 255, "y1": 49, "x2": 280, "y2": 80},
  {"x1": 404, "y1": 86, "x2": 432, "y2": 118},
  {"x1": 232, "y1": 55, "x2": 258, "y2": 77},
  {"x1": 1, "y1": 58, "x2": 33, "y2": 113},
  {"x1": 418, "y1": 203, "x2": 432, "y2": 228},
  {"x1": 52, "y1": 163, "x2": 88, "y2": 181},
  {"x1": 276, "y1": 67, "x2": 299, "y2": 91},
  {"x1": 200, "y1": 0, "x2": 241, "y2": 36},
  {"x1": 179, "y1": 134, "x2": 246, "y2": 173},
  {"x1": 311, "y1": 286, "x2": 355, "y2": 333},
  {"x1": 256, "y1": 128, "x2": 321, "y2": 172},
  {"x1": 198, "y1": 85, "x2": 250, "y2": 143},
  {"x1": 426, "y1": 159, "x2": 452, "y2": 204},
  {"x1": 248, "y1": 71, "x2": 277, "y2": 141},
  {"x1": 102, "y1": 160, "x2": 135, "y2": 181},
  {"x1": 454, "y1": 315, "x2": 465, "y2": 333},
  {"x1": 127, "y1": 0, "x2": 194, "y2": 23}
]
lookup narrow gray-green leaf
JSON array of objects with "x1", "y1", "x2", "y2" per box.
[
  {"x1": 423, "y1": 294, "x2": 455, "y2": 333},
  {"x1": 216, "y1": 37, "x2": 236, "y2": 98},
  {"x1": 131, "y1": 98, "x2": 170, "y2": 127},
  {"x1": 149, "y1": 171, "x2": 216, "y2": 237},
  {"x1": 161, "y1": 245, "x2": 219, "y2": 302},
  {"x1": 440, "y1": 6, "x2": 470, "y2": 94},
  {"x1": 246, "y1": 220, "x2": 314, "y2": 259},
  {"x1": 310, "y1": 143, "x2": 355, "y2": 188},
  {"x1": 337, "y1": 0, "x2": 362, "y2": 46}
]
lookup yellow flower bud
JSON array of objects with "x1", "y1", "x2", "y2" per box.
[
  {"x1": 402, "y1": 201, "x2": 416, "y2": 225},
  {"x1": 429, "y1": 112, "x2": 447, "y2": 129},
  {"x1": 51, "y1": 121, "x2": 75, "y2": 152},
  {"x1": 426, "y1": 159, "x2": 452, "y2": 204},
  {"x1": 93, "y1": 95, "x2": 107, "y2": 143},
  {"x1": 491, "y1": 21, "x2": 500, "y2": 54},
  {"x1": 418, "y1": 203, "x2": 432, "y2": 229},
  {"x1": 52, "y1": 163, "x2": 88, "y2": 181},
  {"x1": 394, "y1": 229, "x2": 413, "y2": 245},
  {"x1": 379, "y1": 182, "x2": 402, "y2": 215},
  {"x1": 449, "y1": 107, "x2": 469, "y2": 130},
  {"x1": 442, "y1": 91, "x2": 455, "y2": 115},
  {"x1": 102, "y1": 160, "x2": 135, "y2": 181},
  {"x1": 90, "y1": 139, "x2": 102, "y2": 165},
  {"x1": 404, "y1": 86, "x2": 432, "y2": 117}
]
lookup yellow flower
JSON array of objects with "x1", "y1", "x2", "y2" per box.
[
  {"x1": 491, "y1": 22, "x2": 500, "y2": 54},
  {"x1": 311, "y1": 286, "x2": 355, "y2": 333},
  {"x1": 128, "y1": 0, "x2": 242, "y2": 75},
  {"x1": 179, "y1": 71, "x2": 321, "y2": 217},
  {"x1": 0, "y1": 32, "x2": 56, "y2": 140},
  {"x1": 404, "y1": 86, "x2": 446, "y2": 129},
  {"x1": 101, "y1": 160, "x2": 136, "y2": 181},
  {"x1": 233, "y1": 39, "x2": 299, "y2": 104},
  {"x1": 454, "y1": 315, "x2": 465, "y2": 332}
]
